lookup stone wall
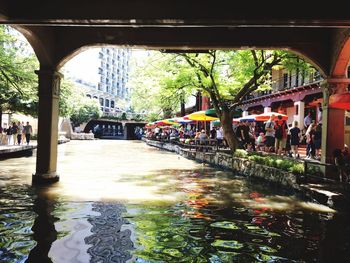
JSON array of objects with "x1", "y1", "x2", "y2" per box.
[
  {"x1": 145, "y1": 139, "x2": 300, "y2": 190},
  {"x1": 70, "y1": 133, "x2": 95, "y2": 140}
]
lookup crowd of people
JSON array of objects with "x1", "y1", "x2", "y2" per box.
[
  {"x1": 145, "y1": 125, "x2": 225, "y2": 146},
  {"x1": 145, "y1": 110, "x2": 324, "y2": 160},
  {"x1": 0, "y1": 121, "x2": 33, "y2": 146},
  {"x1": 234, "y1": 113, "x2": 323, "y2": 160}
]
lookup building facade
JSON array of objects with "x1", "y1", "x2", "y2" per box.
[
  {"x1": 68, "y1": 47, "x2": 131, "y2": 115},
  {"x1": 97, "y1": 48, "x2": 131, "y2": 101},
  {"x1": 239, "y1": 67, "x2": 323, "y2": 131}
]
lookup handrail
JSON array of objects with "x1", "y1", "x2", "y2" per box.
[{"x1": 242, "y1": 72, "x2": 323, "y2": 101}]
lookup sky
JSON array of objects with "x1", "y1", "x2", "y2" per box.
[
  {"x1": 63, "y1": 48, "x2": 100, "y2": 85},
  {"x1": 63, "y1": 48, "x2": 150, "y2": 86}
]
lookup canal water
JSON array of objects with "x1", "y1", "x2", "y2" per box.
[{"x1": 1, "y1": 140, "x2": 350, "y2": 262}]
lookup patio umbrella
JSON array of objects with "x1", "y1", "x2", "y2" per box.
[
  {"x1": 186, "y1": 110, "x2": 219, "y2": 121},
  {"x1": 204, "y1": 108, "x2": 242, "y2": 118},
  {"x1": 154, "y1": 120, "x2": 168, "y2": 126},
  {"x1": 145, "y1": 122, "x2": 156, "y2": 129},
  {"x1": 172, "y1": 117, "x2": 196, "y2": 124},
  {"x1": 160, "y1": 119, "x2": 177, "y2": 125},
  {"x1": 240, "y1": 114, "x2": 258, "y2": 122},
  {"x1": 212, "y1": 118, "x2": 241, "y2": 126},
  {"x1": 255, "y1": 112, "x2": 288, "y2": 122}
]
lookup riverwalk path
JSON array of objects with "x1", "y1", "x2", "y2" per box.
[{"x1": 0, "y1": 137, "x2": 69, "y2": 158}]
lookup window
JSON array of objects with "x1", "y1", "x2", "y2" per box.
[
  {"x1": 86, "y1": 94, "x2": 92, "y2": 99},
  {"x1": 99, "y1": 98, "x2": 104, "y2": 106},
  {"x1": 283, "y1": 73, "x2": 288, "y2": 88},
  {"x1": 105, "y1": 99, "x2": 110, "y2": 107},
  {"x1": 111, "y1": 101, "x2": 115, "y2": 108}
]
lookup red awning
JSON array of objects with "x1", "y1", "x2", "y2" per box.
[{"x1": 329, "y1": 93, "x2": 350, "y2": 110}]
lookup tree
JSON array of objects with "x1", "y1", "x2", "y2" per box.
[
  {"x1": 0, "y1": 26, "x2": 38, "y2": 124},
  {"x1": 69, "y1": 96, "x2": 102, "y2": 128},
  {"x1": 129, "y1": 52, "x2": 194, "y2": 121},
  {"x1": 129, "y1": 50, "x2": 313, "y2": 152},
  {"x1": 175, "y1": 50, "x2": 309, "y2": 152}
]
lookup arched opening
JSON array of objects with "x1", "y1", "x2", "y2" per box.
[
  {"x1": 3, "y1": 8, "x2": 350, "y2": 263},
  {"x1": 332, "y1": 37, "x2": 350, "y2": 78},
  {"x1": 0, "y1": 26, "x2": 40, "y2": 145}
]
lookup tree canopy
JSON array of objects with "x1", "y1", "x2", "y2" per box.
[
  {"x1": 0, "y1": 26, "x2": 38, "y2": 121},
  {"x1": 130, "y1": 49, "x2": 314, "y2": 151}
]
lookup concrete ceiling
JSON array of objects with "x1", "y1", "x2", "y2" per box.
[{"x1": 0, "y1": 1, "x2": 349, "y2": 75}]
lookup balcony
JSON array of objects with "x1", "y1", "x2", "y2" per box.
[{"x1": 241, "y1": 72, "x2": 323, "y2": 103}]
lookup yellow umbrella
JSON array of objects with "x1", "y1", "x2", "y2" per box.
[
  {"x1": 186, "y1": 111, "x2": 219, "y2": 121},
  {"x1": 158, "y1": 119, "x2": 177, "y2": 125}
]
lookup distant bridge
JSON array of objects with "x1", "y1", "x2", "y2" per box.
[{"x1": 84, "y1": 119, "x2": 146, "y2": 140}]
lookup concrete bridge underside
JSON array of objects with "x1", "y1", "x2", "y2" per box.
[{"x1": 0, "y1": 1, "x2": 349, "y2": 182}]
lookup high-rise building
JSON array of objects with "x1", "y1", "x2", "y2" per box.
[
  {"x1": 64, "y1": 47, "x2": 131, "y2": 115},
  {"x1": 98, "y1": 48, "x2": 131, "y2": 100}
]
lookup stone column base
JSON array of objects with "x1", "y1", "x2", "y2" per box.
[{"x1": 32, "y1": 172, "x2": 60, "y2": 184}]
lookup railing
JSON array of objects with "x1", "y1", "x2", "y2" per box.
[
  {"x1": 145, "y1": 136, "x2": 230, "y2": 152},
  {"x1": 242, "y1": 72, "x2": 323, "y2": 102}
]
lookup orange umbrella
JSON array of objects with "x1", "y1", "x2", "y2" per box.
[{"x1": 255, "y1": 112, "x2": 288, "y2": 122}]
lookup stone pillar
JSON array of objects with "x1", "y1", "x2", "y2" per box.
[
  {"x1": 242, "y1": 110, "x2": 249, "y2": 117},
  {"x1": 264, "y1": 106, "x2": 271, "y2": 113},
  {"x1": 33, "y1": 69, "x2": 62, "y2": 183},
  {"x1": 293, "y1": 101, "x2": 305, "y2": 130},
  {"x1": 321, "y1": 81, "x2": 346, "y2": 163}
]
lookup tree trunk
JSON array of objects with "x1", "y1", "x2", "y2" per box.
[
  {"x1": 220, "y1": 109, "x2": 238, "y2": 153},
  {"x1": 180, "y1": 99, "x2": 185, "y2": 116},
  {"x1": 0, "y1": 106, "x2": 2, "y2": 127},
  {"x1": 196, "y1": 91, "x2": 202, "y2": 111}
]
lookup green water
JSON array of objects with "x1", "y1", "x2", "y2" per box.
[{"x1": 0, "y1": 140, "x2": 349, "y2": 262}]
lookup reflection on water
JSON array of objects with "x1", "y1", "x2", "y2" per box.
[{"x1": 0, "y1": 140, "x2": 350, "y2": 262}]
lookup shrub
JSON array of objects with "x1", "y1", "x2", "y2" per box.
[
  {"x1": 234, "y1": 149, "x2": 248, "y2": 158},
  {"x1": 237, "y1": 151, "x2": 304, "y2": 175},
  {"x1": 289, "y1": 163, "x2": 305, "y2": 174}
]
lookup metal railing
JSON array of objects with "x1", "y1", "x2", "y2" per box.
[{"x1": 242, "y1": 72, "x2": 323, "y2": 101}]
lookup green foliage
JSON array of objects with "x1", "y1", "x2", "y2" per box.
[
  {"x1": 59, "y1": 79, "x2": 75, "y2": 117},
  {"x1": 121, "y1": 112, "x2": 127, "y2": 120},
  {"x1": 245, "y1": 153, "x2": 304, "y2": 175},
  {"x1": 0, "y1": 26, "x2": 38, "y2": 116},
  {"x1": 129, "y1": 52, "x2": 196, "y2": 120},
  {"x1": 233, "y1": 149, "x2": 248, "y2": 158},
  {"x1": 70, "y1": 96, "x2": 102, "y2": 127}
]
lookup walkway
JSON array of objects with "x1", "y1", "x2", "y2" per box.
[{"x1": 0, "y1": 137, "x2": 69, "y2": 158}]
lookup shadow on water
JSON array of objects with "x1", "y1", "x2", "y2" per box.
[
  {"x1": 84, "y1": 203, "x2": 134, "y2": 262},
  {"x1": 2, "y1": 141, "x2": 350, "y2": 262},
  {"x1": 25, "y1": 186, "x2": 58, "y2": 263}
]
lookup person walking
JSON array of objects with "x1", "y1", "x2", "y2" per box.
[
  {"x1": 264, "y1": 114, "x2": 275, "y2": 153},
  {"x1": 216, "y1": 127, "x2": 223, "y2": 147},
  {"x1": 21, "y1": 121, "x2": 26, "y2": 145},
  {"x1": 274, "y1": 115, "x2": 288, "y2": 155},
  {"x1": 290, "y1": 121, "x2": 301, "y2": 158},
  {"x1": 6, "y1": 124, "x2": 13, "y2": 145},
  {"x1": 11, "y1": 122, "x2": 18, "y2": 145},
  {"x1": 17, "y1": 121, "x2": 23, "y2": 145},
  {"x1": 305, "y1": 123, "x2": 316, "y2": 159},
  {"x1": 304, "y1": 111, "x2": 312, "y2": 129},
  {"x1": 313, "y1": 124, "x2": 322, "y2": 160},
  {"x1": 23, "y1": 121, "x2": 33, "y2": 145}
]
